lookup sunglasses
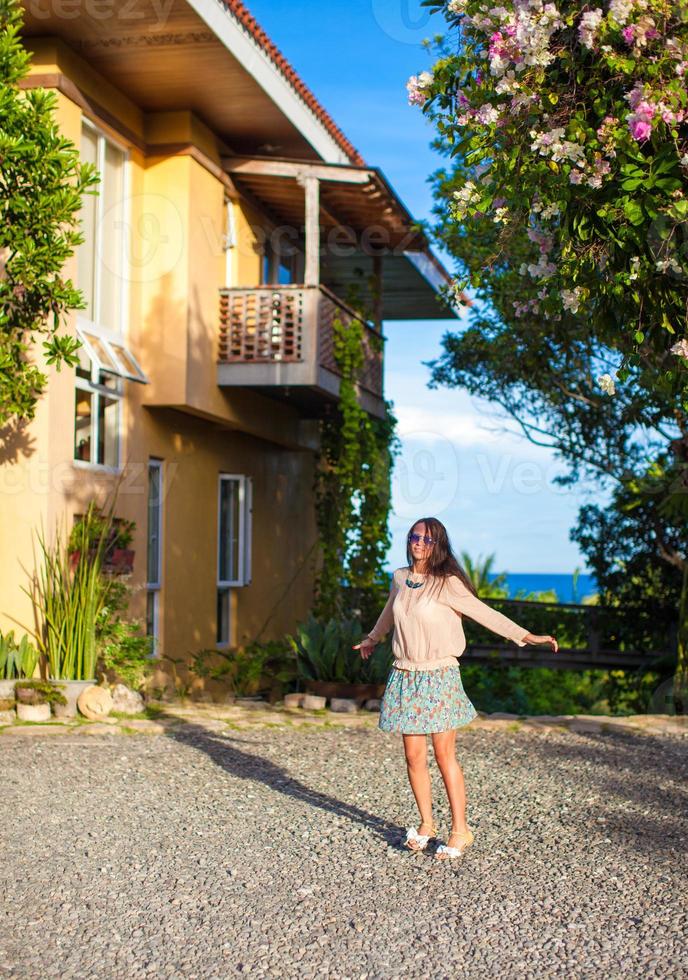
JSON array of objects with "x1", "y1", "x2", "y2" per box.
[{"x1": 408, "y1": 532, "x2": 435, "y2": 546}]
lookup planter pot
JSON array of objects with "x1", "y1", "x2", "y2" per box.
[
  {"x1": 0, "y1": 679, "x2": 16, "y2": 711},
  {"x1": 52, "y1": 680, "x2": 97, "y2": 719},
  {"x1": 17, "y1": 703, "x2": 51, "y2": 722},
  {"x1": 305, "y1": 681, "x2": 386, "y2": 704},
  {"x1": 105, "y1": 548, "x2": 135, "y2": 575}
]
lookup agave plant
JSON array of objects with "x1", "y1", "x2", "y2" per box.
[
  {"x1": 0, "y1": 630, "x2": 40, "y2": 680},
  {"x1": 287, "y1": 615, "x2": 392, "y2": 685}
]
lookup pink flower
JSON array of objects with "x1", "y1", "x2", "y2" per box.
[
  {"x1": 630, "y1": 118, "x2": 652, "y2": 140},
  {"x1": 622, "y1": 25, "x2": 635, "y2": 44}
]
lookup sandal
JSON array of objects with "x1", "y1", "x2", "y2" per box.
[
  {"x1": 404, "y1": 822, "x2": 439, "y2": 852},
  {"x1": 435, "y1": 827, "x2": 475, "y2": 860}
]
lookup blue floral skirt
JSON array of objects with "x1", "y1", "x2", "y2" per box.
[{"x1": 378, "y1": 663, "x2": 478, "y2": 734}]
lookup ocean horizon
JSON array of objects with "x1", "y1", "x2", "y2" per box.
[{"x1": 383, "y1": 570, "x2": 598, "y2": 604}]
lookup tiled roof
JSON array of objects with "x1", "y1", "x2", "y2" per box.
[{"x1": 222, "y1": 0, "x2": 367, "y2": 166}]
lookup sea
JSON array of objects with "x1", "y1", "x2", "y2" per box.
[{"x1": 384, "y1": 570, "x2": 598, "y2": 604}]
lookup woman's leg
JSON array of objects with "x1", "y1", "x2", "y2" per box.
[
  {"x1": 431, "y1": 729, "x2": 470, "y2": 834},
  {"x1": 402, "y1": 733, "x2": 434, "y2": 830}
]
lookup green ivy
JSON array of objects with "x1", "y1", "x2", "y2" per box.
[{"x1": 313, "y1": 288, "x2": 401, "y2": 619}]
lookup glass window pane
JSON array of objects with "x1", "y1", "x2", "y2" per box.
[
  {"x1": 97, "y1": 394, "x2": 119, "y2": 467},
  {"x1": 218, "y1": 479, "x2": 240, "y2": 582},
  {"x1": 78, "y1": 126, "x2": 98, "y2": 321},
  {"x1": 76, "y1": 341, "x2": 92, "y2": 381},
  {"x1": 98, "y1": 140, "x2": 126, "y2": 332},
  {"x1": 147, "y1": 463, "x2": 161, "y2": 586},
  {"x1": 74, "y1": 388, "x2": 93, "y2": 461},
  {"x1": 217, "y1": 588, "x2": 230, "y2": 645},
  {"x1": 109, "y1": 341, "x2": 145, "y2": 380},
  {"x1": 82, "y1": 331, "x2": 120, "y2": 373}
]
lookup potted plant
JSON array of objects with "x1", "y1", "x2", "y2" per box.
[
  {"x1": 0, "y1": 631, "x2": 41, "y2": 714},
  {"x1": 104, "y1": 518, "x2": 136, "y2": 575},
  {"x1": 14, "y1": 680, "x2": 66, "y2": 722},
  {"x1": 287, "y1": 615, "x2": 392, "y2": 703}
]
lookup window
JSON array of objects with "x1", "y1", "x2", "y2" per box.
[
  {"x1": 261, "y1": 237, "x2": 298, "y2": 285},
  {"x1": 74, "y1": 120, "x2": 148, "y2": 468},
  {"x1": 74, "y1": 350, "x2": 122, "y2": 468},
  {"x1": 223, "y1": 198, "x2": 236, "y2": 287},
  {"x1": 146, "y1": 460, "x2": 163, "y2": 655},
  {"x1": 78, "y1": 120, "x2": 127, "y2": 334},
  {"x1": 217, "y1": 474, "x2": 253, "y2": 645}
]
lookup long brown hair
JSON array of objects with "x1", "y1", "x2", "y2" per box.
[{"x1": 405, "y1": 516, "x2": 478, "y2": 601}]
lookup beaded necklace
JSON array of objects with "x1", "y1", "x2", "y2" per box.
[{"x1": 405, "y1": 568, "x2": 426, "y2": 589}]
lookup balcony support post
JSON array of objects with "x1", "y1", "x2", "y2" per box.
[
  {"x1": 372, "y1": 254, "x2": 383, "y2": 333},
  {"x1": 299, "y1": 174, "x2": 320, "y2": 286}
]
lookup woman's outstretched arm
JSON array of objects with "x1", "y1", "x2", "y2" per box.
[
  {"x1": 367, "y1": 570, "x2": 400, "y2": 642},
  {"x1": 445, "y1": 576, "x2": 558, "y2": 650}
]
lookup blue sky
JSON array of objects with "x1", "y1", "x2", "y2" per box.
[{"x1": 248, "y1": 0, "x2": 602, "y2": 574}]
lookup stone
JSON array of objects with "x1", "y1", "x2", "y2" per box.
[
  {"x1": 488, "y1": 712, "x2": 521, "y2": 720},
  {"x1": 301, "y1": 694, "x2": 326, "y2": 711},
  {"x1": 110, "y1": 683, "x2": 145, "y2": 715},
  {"x1": 363, "y1": 699, "x2": 381, "y2": 712},
  {"x1": 16, "y1": 703, "x2": 51, "y2": 722},
  {"x1": 0, "y1": 708, "x2": 16, "y2": 724},
  {"x1": 329, "y1": 698, "x2": 357, "y2": 713},
  {"x1": 283, "y1": 693, "x2": 305, "y2": 708},
  {"x1": 77, "y1": 685, "x2": 113, "y2": 720}
]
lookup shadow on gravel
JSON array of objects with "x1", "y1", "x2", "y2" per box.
[
  {"x1": 512, "y1": 730, "x2": 688, "y2": 864},
  {"x1": 161, "y1": 716, "x2": 407, "y2": 850}
]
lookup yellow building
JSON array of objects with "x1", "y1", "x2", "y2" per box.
[{"x1": 2, "y1": 0, "x2": 460, "y2": 693}]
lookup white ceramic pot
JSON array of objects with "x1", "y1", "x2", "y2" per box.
[{"x1": 17, "y1": 703, "x2": 50, "y2": 722}]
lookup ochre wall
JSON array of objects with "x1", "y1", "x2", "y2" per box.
[{"x1": 0, "y1": 40, "x2": 318, "y2": 694}]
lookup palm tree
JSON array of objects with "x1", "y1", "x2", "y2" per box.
[{"x1": 459, "y1": 551, "x2": 508, "y2": 597}]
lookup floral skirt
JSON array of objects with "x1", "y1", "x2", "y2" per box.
[{"x1": 378, "y1": 663, "x2": 478, "y2": 735}]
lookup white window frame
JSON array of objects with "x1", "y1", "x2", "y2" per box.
[
  {"x1": 146, "y1": 459, "x2": 163, "y2": 657},
  {"x1": 216, "y1": 474, "x2": 252, "y2": 646},
  {"x1": 73, "y1": 362, "x2": 123, "y2": 471},
  {"x1": 217, "y1": 474, "x2": 253, "y2": 588},
  {"x1": 78, "y1": 117, "x2": 130, "y2": 337}
]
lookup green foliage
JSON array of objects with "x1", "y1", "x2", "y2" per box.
[
  {"x1": 0, "y1": 629, "x2": 39, "y2": 679},
  {"x1": 188, "y1": 640, "x2": 296, "y2": 699},
  {"x1": 0, "y1": 0, "x2": 99, "y2": 424},
  {"x1": 287, "y1": 614, "x2": 393, "y2": 685},
  {"x1": 313, "y1": 287, "x2": 401, "y2": 618},
  {"x1": 14, "y1": 679, "x2": 66, "y2": 706},
  {"x1": 96, "y1": 579, "x2": 153, "y2": 690},
  {"x1": 25, "y1": 505, "x2": 114, "y2": 680},
  {"x1": 460, "y1": 662, "x2": 608, "y2": 716},
  {"x1": 68, "y1": 503, "x2": 136, "y2": 553}
]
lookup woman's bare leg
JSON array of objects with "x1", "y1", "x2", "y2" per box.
[
  {"x1": 431, "y1": 729, "x2": 470, "y2": 834},
  {"x1": 402, "y1": 734, "x2": 434, "y2": 835}
]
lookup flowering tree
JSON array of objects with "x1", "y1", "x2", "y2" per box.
[
  {"x1": 407, "y1": 0, "x2": 688, "y2": 706},
  {"x1": 408, "y1": 0, "x2": 688, "y2": 397}
]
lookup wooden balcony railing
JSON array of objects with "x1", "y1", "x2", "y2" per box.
[{"x1": 218, "y1": 285, "x2": 383, "y2": 403}]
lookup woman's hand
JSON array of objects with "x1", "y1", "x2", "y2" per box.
[
  {"x1": 352, "y1": 636, "x2": 377, "y2": 660},
  {"x1": 523, "y1": 633, "x2": 558, "y2": 652}
]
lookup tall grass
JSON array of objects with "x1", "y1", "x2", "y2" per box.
[{"x1": 24, "y1": 502, "x2": 115, "y2": 680}]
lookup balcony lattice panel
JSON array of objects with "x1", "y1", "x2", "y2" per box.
[
  {"x1": 318, "y1": 293, "x2": 383, "y2": 397},
  {"x1": 219, "y1": 289, "x2": 304, "y2": 363}
]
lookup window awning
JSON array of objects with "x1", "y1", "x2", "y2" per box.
[{"x1": 77, "y1": 324, "x2": 149, "y2": 384}]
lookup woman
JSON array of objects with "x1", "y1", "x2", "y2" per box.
[{"x1": 353, "y1": 517, "x2": 558, "y2": 861}]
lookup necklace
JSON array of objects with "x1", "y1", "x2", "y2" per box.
[{"x1": 405, "y1": 571, "x2": 426, "y2": 589}]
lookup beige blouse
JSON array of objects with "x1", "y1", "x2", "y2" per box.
[{"x1": 367, "y1": 567, "x2": 530, "y2": 671}]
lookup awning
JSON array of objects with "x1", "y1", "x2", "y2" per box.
[{"x1": 77, "y1": 324, "x2": 149, "y2": 384}]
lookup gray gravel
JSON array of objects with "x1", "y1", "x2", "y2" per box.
[{"x1": 1, "y1": 722, "x2": 687, "y2": 979}]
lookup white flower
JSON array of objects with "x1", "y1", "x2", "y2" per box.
[
  {"x1": 629, "y1": 256, "x2": 640, "y2": 280},
  {"x1": 669, "y1": 338, "x2": 688, "y2": 359},
  {"x1": 562, "y1": 287, "x2": 582, "y2": 313},
  {"x1": 608, "y1": 0, "x2": 634, "y2": 26},
  {"x1": 578, "y1": 8, "x2": 603, "y2": 50},
  {"x1": 493, "y1": 206, "x2": 509, "y2": 223},
  {"x1": 597, "y1": 373, "x2": 617, "y2": 395}
]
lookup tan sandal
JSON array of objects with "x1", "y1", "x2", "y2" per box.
[
  {"x1": 435, "y1": 827, "x2": 475, "y2": 860},
  {"x1": 404, "y1": 822, "x2": 439, "y2": 852}
]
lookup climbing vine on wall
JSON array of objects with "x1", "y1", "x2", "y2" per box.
[{"x1": 313, "y1": 286, "x2": 401, "y2": 620}]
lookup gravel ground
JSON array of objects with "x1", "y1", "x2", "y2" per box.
[{"x1": 1, "y1": 721, "x2": 687, "y2": 980}]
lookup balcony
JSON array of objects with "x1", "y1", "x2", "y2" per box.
[{"x1": 217, "y1": 285, "x2": 385, "y2": 418}]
